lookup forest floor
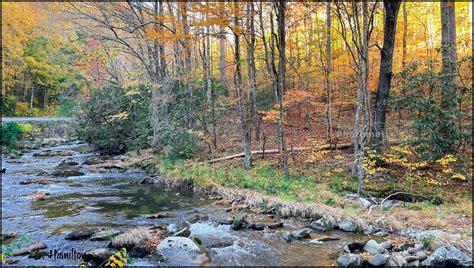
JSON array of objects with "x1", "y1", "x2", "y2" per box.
[{"x1": 122, "y1": 108, "x2": 473, "y2": 253}]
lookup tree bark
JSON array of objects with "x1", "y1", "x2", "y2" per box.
[
  {"x1": 275, "y1": 0, "x2": 289, "y2": 178},
  {"x1": 372, "y1": 0, "x2": 401, "y2": 151},
  {"x1": 246, "y1": 2, "x2": 260, "y2": 142},
  {"x1": 402, "y1": 2, "x2": 408, "y2": 69},
  {"x1": 325, "y1": 2, "x2": 334, "y2": 145},
  {"x1": 234, "y1": 2, "x2": 252, "y2": 169},
  {"x1": 219, "y1": 26, "x2": 228, "y2": 96}
]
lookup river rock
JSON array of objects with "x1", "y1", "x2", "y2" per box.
[
  {"x1": 52, "y1": 166, "x2": 84, "y2": 177},
  {"x1": 380, "y1": 240, "x2": 392, "y2": 250},
  {"x1": 336, "y1": 253, "x2": 364, "y2": 267},
  {"x1": 407, "y1": 244, "x2": 424, "y2": 254},
  {"x1": 147, "y1": 211, "x2": 170, "y2": 219},
  {"x1": 387, "y1": 253, "x2": 408, "y2": 266},
  {"x1": 345, "y1": 194, "x2": 372, "y2": 208},
  {"x1": 309, "y1": 218, "x2": 334, "y2": 232},
  {"x1": 416, "y1": 251, "x2": 427, "y2": 261},
  {"x1": 33, "y1": 150, "x2": 73, "y2": 157},
  {"x1": 90, "y1": 229, "x2": 123, "y2": 241},
  {"x1": 309, "y1": 239, "x2": 323, "y2": 245},
  {"x1": 291, "y1": 228, "x2": 312, "y2": 240},
  {"x1": 83, "y1": 248, "x2": 114, "y2": 265},
  {"x1": 1, "y1": 232, "x2": 17, "y2": 241},
  {"x1": 173, "y1": 227, "x2": 191, "y2": 237},
  {"x1": 363, "y1": 240, "x2": 385, "y2": 255},
  {"x1": 344, "y1": 242, "x2": 365, "y2": 253},
  {"x1": 167, "y1": 224, "x2": 178, "y2": 234},
  {"x1": 1, "y1": 168, "x2": 6, "y2": 173},
  {"x1": 111, "y1": 227, "x2": 152, "y2": 248},
  {"x1": 159, "y1": 237, "x2": 201, "y2": 252},
  {"x1": 20, "y1": 178, "x2": 59, "y2": 185},
  {"x1": 266, "y1": 221, "x2": 284, "y2": 229},
  {"x1": 338, "y1": 219, "x2": 357, "y2": 232},
  {"x1": 363, "y1": 225, "x2": 376, "y2": 235},
  {"x1": 83, "y1": 156, "x2": 107, "y2": 165},
  {"x1": 65, "y1": 228, "x2": 96, "y2": 240},
  {"x1": 130, "y1": 241, "x2": 149, "y2": 258},
  {"x1": 58, "y1": 159, "x2": 79, "y2": 168},
  {"x1": 318, "y1": 235, "x2": 340, "y2": 242},
  {"x1": 248, "y1": 223, "x2": 265, "y2": 231},
  {"x1": 420, "y1": 245, "x2": 472, "y2": 267},
  {"x1": 282, "y1": 231, "x2": 292, "y2": 243},
  {"x1": 208, "y1": 240, "x2": 234, "y2": 248},
  {"x1": 368, "y1": 253, "x2": 387, "y2": 266}
]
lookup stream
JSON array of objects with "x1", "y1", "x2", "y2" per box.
[{"x1": 2, "y1": 141, "x2": 368, "y2": 266}]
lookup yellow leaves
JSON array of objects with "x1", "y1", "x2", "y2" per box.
[
  {"x1": 451, "y1": 173, "x2": 467, "y2": 181},
  {"x1": 106, "y1": 112, "x2": 129, "y2": 122},
  {"x1": 436, "y1": 154, "x2": 457, "y2": 166}
]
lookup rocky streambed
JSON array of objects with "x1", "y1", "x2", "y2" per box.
[{"x1": 1, "y1": 140, "x2": 472, "y2": 266}]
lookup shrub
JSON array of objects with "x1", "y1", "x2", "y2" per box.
[
  {"x1": 160, "y1": 128, "x2": 202, "y2": 160},
  {"x1": 76, "y1": 84, "x2": 151, "y2": 154},
  {"x1": 1, "y1": 95, "x2": 16, "y2": 116},
  {"x1": 19, "y1": 123, "x2": 41, "y2": 139},
  {"x1": 57, "y1": 99, "x2": 76, "y2": 117},
  {"x1": 1, "y1": 122, "x2": 22, "y2": 147}
]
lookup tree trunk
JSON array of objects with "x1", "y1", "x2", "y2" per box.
[
  {"x1": 246, "y1": 2, "x2": 260, "y2": 142},
  {"x1": 402, "y1": 2, "x2": 408, "y2": 69},
  {"x1": 325, "y1": 2, "x2": 334, "y2": 145},
  {"x1": 219, "y1": 26, "x2": 227, "y2": 96},
  {"x1": 372, "y1": 0, "x2": 401, "y2": 151},
  {"x1": 29, "y1": 82, "x2": 35, "y2": 114},
  {"x1": 275, "y1": 0, "x2": 289, "y2": 178},
  {"x1": 234, "y1": 2, "x2": 252, "y2": 169}
]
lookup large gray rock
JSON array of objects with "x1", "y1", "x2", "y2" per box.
[
  {"x1": 83, "y1": 248, "x2": 114, "y2": 265},
  {"x1": 338, "y1": 219, "x2": 357, "y2": 232},
  {"x1": 291, "y1": 228, "x2": 312, "y2": 240},
  {"x1": 387, "y1": 253, "x2": 408, "y2": 267},
  {"x1": 368, "y1": 254, "x2": 387, "y2": 267},
  {"x1": 157, "y1": 237, "x2": 210, "y2": 266},
  {"x1": 363, "y1": 239, "x2": 385, "y2": 255},
  {"x1": 380, "y1": 240, "x2": 392, "y2": 250},
  {"x1": 309, "y1": 218, "x2": 335, "y2": 232},
  {"x1": 336, "y1": 253, "x2": 364, "y2": 267},
  {"x1": 52, "y1": 166, "x2": 84, "y2": 177},
  {"x1": 420, "y1": 246, "x2": 472, "y2": 267},
  {"x1": 65, "y1": 228, "x2": 96, "y2": 240},
  {"x1": 345, "y1": 194, "x2": 372, "y2": 208}
]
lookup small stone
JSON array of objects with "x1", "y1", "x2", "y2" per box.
[
  {"x1": 266, "y1": 221, "x2": 283, "y2": 229},
  {"x1": 208, "y1": 240, "x2": 234, "y2": 248},
  {"x1": 363, "y1": 225, "x2": 376, "y2": 235},
  {"x1": 147, "y1": 211, "x2": 170, "y2": 219},
  {"x1": 328, "y1": 252, "x2": 339, "y2": 259},
  {"x1": 318, "y1": 235, "x2": 340, "y2": 242},
  {"x1": 374, "y1": 230, "x2": 390, "y2": 237},
  {"x1": 248, "y1": 223, "x2": 265, "y2": 231},
  {"x1": 309, "y1": 239, "x2": 323, "y2": 245},
  {"x1": 130, "y1": 241, "x2": 149, "y2": 257},
  {"x1": 309, "y1": 218, "x2": 334, "y2": 232},
  {"x1": 416, "y1": 251, "x2": 427, "y2": 261},
  {"x1": 291, "y1": 228, "x2": 312, "y2": 240},
  {"x1": 368, "y1": 253, "x2": 387, "y2": 266},
  {"x1": 407, "y1": 244, "x2": 424, "y2": 254},
  {"x1": 282, "y1": 231, "x2": 292, "y2": 243},
  {"x1": 83, "y1": 248, "x2": 114, "y2": 265}
]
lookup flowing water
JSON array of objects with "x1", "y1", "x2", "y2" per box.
[{"x1": 2, "y1": 141, "x2": 365, "y2": 266}]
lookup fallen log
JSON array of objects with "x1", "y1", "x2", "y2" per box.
[
  {"x1": 12, "y1": 241, "x2": 47, "y2": 256},
  {"x1": 204, "y1": 143, "x2": 352, "y2": 165}
]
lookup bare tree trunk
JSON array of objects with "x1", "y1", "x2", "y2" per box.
[
  {"x1": 325, "y1": 2, "x2": 334, "y2": 145},
  {"x1": 29, "y1": 82, "x2": 34, "y2": 114},
  {"x1": 275, "y1": 0, "x2": 289, "y2": 178},
  {"x1": 203, "y1": 12, "x2": 217, "y2": 149},
  {"x1": 182, "y1": 2, "x2": 194, "y2": 129},
  {"x1": 402, "y1": 2, "x2": 408, "y2": 69},
  {"x1": 234, "y1": 2, "x2": 251, "y2": 169},
  {"x1": 219, "y1": 26, "x2": 228, "y2": 96},
  {"x1": 246, "y1": 2, "x2": 260, "y2": 142},
  {"x1": 372, "y1": 1, "x2": 401, "y2": 151}
]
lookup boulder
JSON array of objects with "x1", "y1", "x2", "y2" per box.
[
  {"x1": 309, "y1": 218, "x2": 335, "y2": 232},
  {"x1": 416, "y1": 251, "x2": 427, "y2": 261},
  {"x1": 346, "y1": 194, "x2": 372, "y2": 208},
  {"x1": 83, "y1": 248, "x2": 114, "y2": 265},
  {"x1": 363, "y1": 225, "x2": 376, "y2": 235},
  {"x1": 368, "y1": 254, "x2": 387, "y2": 267},
  {"x1": 336, "y1": 253, "x2": 364, "y2": 267},
  {"x1": 157, "y1": 237, "x2": 210, "y2": 265},
  {"x1": 90, "y1": 229, "x2": 123, "y2": 241},
  {"x1": 291, "y1": 228, "x2": 312, "y2": 240},
  {"x1": 58, "y1": 159, "x2": 79, "y2": 168},
  {"x1": 65, "y1": 228, "x2": 96, "y2": 240},
  {"x1": 83, "y1": 156, "x2": 106, "y2": 165},
  {"x1": 363, "y1": 240, "x2": 385, "y2": 255},
  {"x1": 420, "y1": 246, "x2": 472, "y2": 267},
  {"x1": 338, "y1": 219, "x2": 357, "y2": 232}
]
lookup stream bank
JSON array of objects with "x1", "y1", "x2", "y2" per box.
[{"x1": 1, "y1": 139, "x2": 472, "y2": 266}]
